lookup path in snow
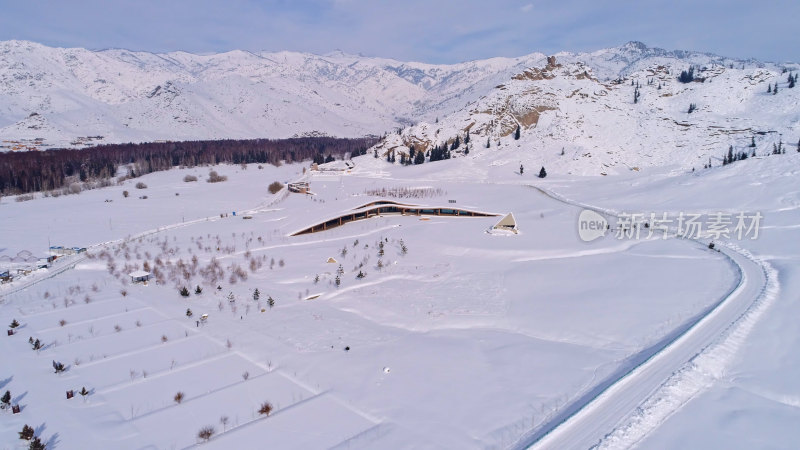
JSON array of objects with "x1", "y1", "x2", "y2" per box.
[{"x1": 511, "y1": 187, "x2": 772, "y2": 450}]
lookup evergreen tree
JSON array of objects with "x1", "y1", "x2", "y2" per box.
[
  {"x1": 750, "y1": 136, "x2": 756, "y2": 147},
  {"x1": 325, "y1": 154, "x2": 335, "y2": 163},
  {"x1": 414, "y1": 150, "x2": 425, "y2": 164},
  {"x1": 29, "y1": 437, "x2": 45, "y2": 450},
  {"x1": 10, "y1": 319, "x2": 19, "y2": 328},
  {"x1": 678, "y1": 67, "x2": 695, "y2": 83},
  {"x1": 179, "y1": 286, "x2": 190, "y2": 297},
  {"x1": 514, "y1": 125, "x2": 521, "y2": 140},
  {"x1": 726, "y1": 145, "x2": 734, "y2": 165},
  {"x1": 486, "y1": 137, "x2": 491, "y2": 148},
  {"x1": 194, "y1": 285, "x2": 202, "y2": 295},
  {"x1": 773, "y1": 83, "x2": 778, "y2": 95},
  {"x1": 464, "y1": 145, "x2": 469, "y2": 155},
  {"x1": 267, "y1": 296, "x2": 275, "y2": 308},
  {"x1": 538, "y1": 166, "x2": 547, "y2": 178},
  {"x1": 520, "y1": 164, "x2": 524, "y2": 175},
  {"x1": 79, "y1": 386, "x2": 89, "y2": 398},
  {"x1": 797, "y1": 138, "x2": 800, "y2": 152},
  {"x1": 408, "y1": 146, "x2": 415, "y2": 162},
  {"x1": 768, "y1": 83, "x2": 772, "y2": 93},
  {"x1": 186, "y1": 308, "x2": 193, "y2": 317},
  {"x1": 464, "y1": 131, "x2": 470, "y2": 144},
  {"x1": 1, "y1": 390, "x2": 10, "y2": 407},
  {"x1": 790, "y1": 75, "x2": 796, "y2": 88}
]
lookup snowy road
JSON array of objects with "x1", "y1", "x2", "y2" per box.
[{"x1": 511, "y1": 187, "x2": 769, "y2": 450}]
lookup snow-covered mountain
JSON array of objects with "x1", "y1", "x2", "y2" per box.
[
  {"x1": 1, "y1": 40, "x2": 798, "y2": 174},
  {"x1": 0, "y1": 40, "x2": 541, "y2": 147},
  {"x1": 377, "y1": 42, "x2": 800, "y2": 175}
]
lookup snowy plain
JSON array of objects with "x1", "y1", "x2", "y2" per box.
[{"x1": 1, "y1": 141, "x2": 796, "y2": 448}]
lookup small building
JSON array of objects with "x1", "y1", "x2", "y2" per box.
[
  {"x1": 492, "y1": 213, "x2": 518, "y2": 234},
  {"x1": 50, "y1": 246, "x2": 76, "y2": 256},
  {"x1": 288, "y1": 181, "x2": 310, "y2": 194},
  {"x1": 129, "y1": 270, "x2": 151, "y2": 284},
  {"x1": 0, "y1": 271, "x2": 11, "y2": 283}
]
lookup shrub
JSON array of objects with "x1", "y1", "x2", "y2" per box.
[
  {"x1": 179, "y1": 286, "x2": 190, "y2": 297},
  {"x1": 174, "y1": 391, "x2": 184, "y2": 404},
  {"x1": 198, "y1": 426, "x2": 215, "y2": 442},
  {"x1": 15, "y1": 194, "x2": 35, "y2": 202},
  {"x1": 195, "y1": 285, "x2": 203, "y2": 295},
  {"x1": 207, "y1": 171, "x2": 227, "y2": 183},
  {"x1": 10, "y1": 319, "x2": 19, "y2": 329},
  {"x1": 59, "y1": 319, "x2": 67, "y2": 327},
  {"x1": 183, "y1": 174, "x2": 198, "y2": 182},
  {"x1": 258, "y1": 401, "x2": 273, "y2": 416},
  {"x1": 135, "y1": 182, "x2": 147, "y2": 189},
  {"x1": 268, "y1": 181, "x2": 284, "y2": 194},
  {"x1": 19, "y1": 424, "x2": 35, "y2": 440}
]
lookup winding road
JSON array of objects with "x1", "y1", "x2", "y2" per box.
[{"x1": 510, "y1": 187, "x2": 770, "y2": 449}]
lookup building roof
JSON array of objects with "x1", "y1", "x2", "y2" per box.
[{"x1": 129, "y1": 270, "x2": 151, "y2": 278}]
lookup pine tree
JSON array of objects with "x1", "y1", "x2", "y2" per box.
[
  {"x1": 79, "y1": 386, "x2": 89, "y2": 398},
  {"x1": 29, "y1": 436, "x2": 45, "y2": 450},
  {"x1": 538, "y1": 167, "x2": 547, "y2": 178},
  {"x1": 486, "y1": 137, "x2": 491, "y2": 148},
  {"x1": 414, "y1": 150, "x2": 425, "y2": 164},
  {"x1": 179, "y1": 286, "x2": 190, "y2": 297},
  {"x1": 253, "y1": 288, "x2": 260, "y2": 301},
  {"x1": 267, "y1": 296, "x2": 275, "y2": 308},
  {"x1": 1, "y1": 390, "x2": 10, "y2": 407},
  {"x1": 195, "y1": 285, "x2": 202, "y2": 294},
  {"x1": 186, "y1": 308, "x2": 193, "y2": 317},
  {"x1": 726, "y1": 145, "x2": 734, "y2": 165},
  {"x1": 773, "y1": 83, "x2": 778, "y2": 94},
  {"x1": 10, "y1": 319, "x2": 19, "y2": 328},
  {"x1": 520, "y1": 164, "x2": 524, "y2": 175},
  {"x1": 464, "y1": 131, "x2": 470, "y2": 144},
  {"x1": 768, "y1": 83, "x2": 772, "y2": 93},
  {"x1": 797, "y1": 138, "x2": 800, "y2": 152},
  {"x1": 750, "y1": 136, "x2": 756, "y2": 147},
  {"x1": 514, "y1": 125, "x2": 521, "y2": 140}
]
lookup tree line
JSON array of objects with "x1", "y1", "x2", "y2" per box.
[{"x1": 0, "y1": 136, "x2": 376, "y2": 195}]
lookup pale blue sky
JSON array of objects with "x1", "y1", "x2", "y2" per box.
[{"x1": 0, "y1": 0, "x2": 796, "y2": 63}]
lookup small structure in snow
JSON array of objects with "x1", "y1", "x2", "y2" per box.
[
  {"x1": 326, "y1": 257, "x2": 337, "y2": 263},
  {"x1": 492, "y1": 213, "x2": 518, "y2": 234},
  {"x1": 129, "y1": 270, "x2": 151, "y2": 284}
]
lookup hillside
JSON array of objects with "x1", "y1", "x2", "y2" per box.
[
  {"x1": 2, "y1": 40, "x2": 798, "y2": 175},
  {"x1": 375, "y1": 43, "x2": 800, "y2": 175}
]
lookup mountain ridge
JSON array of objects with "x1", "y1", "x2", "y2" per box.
[{"x1": 1, "y1": 40, "x2": 797, "y2": 175}]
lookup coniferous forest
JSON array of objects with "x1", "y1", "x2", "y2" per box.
[{"x1": 0, "y1": 136, "x2": 377, "y2": 195}]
